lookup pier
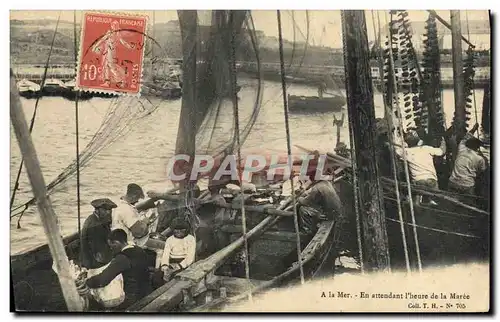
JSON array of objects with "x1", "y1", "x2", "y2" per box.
[{"x1": 13, "y1": 61, "x2": 490, "y2": 88}]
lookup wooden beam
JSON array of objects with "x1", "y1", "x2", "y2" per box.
[
  {"x1": 10, "y1": 70, "x2": 84, "y2": 311},
  {"x1": 341, "y1": 10, "x2": 391, "y2": 272},
  {"x1": 427, "y1": 10, "x2": 476, "y2": 48}
]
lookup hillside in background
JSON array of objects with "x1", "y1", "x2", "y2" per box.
[
  {"x1": 10, "y1": 18, "x2": 490, "y2": 67},
  {"x1": 10, "y1": 19, "x2": 345, "y2": 65}
]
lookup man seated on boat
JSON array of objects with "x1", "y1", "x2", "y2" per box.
[
  {"x1": 448, "y1": 123, "x2": 487, "y2": 205},
  {"x1": 296, "y1": 170, "x2": 343, "y2": 235},
  {"x1": 159, "y1": 217, "x2": 196, "y2": 282},
  {"x1": 81, "y1": 198, "x2": 117, "y2": 269},
  {"x1": 392, "y1": 130, "x2": 444, "y2": 206},
  {"x1": 85, "y1": 229, "x2": 152, "y2": 310}
]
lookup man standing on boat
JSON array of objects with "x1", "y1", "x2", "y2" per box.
[
  {"x1": 393, "y1": 130, "x2": 444, "y2": 205},
  {"x1": 113, "y1": 183, "x2": 156, "y2": 247},
  {"x1": 448, "y1": 123, "x2": 487, "y2": 205},
  {"x1": 81, "y1": 198, "x2": 117, "y2": 269},
  {"x1": 85, "y1": 229, "x2": 152, "y2": 310}
]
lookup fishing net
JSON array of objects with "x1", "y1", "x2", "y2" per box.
[
  {"x1": 11, "y1": 10, "x2": 336, "y2": 226},
  {"x1": 11, "y1": 94, "x2": 164, "y2": 217}
]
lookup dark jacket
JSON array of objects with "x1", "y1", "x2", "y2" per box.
[
  {"x1": 81, "y1": 213, "x2": 113, "y2": 269},
  {"x1": 86, "y1": 245, "x2": 152, "y2": 305}
]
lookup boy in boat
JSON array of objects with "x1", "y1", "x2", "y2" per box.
[
  {"x1": 160, "y1": 217, "x2": 196, "y2": 281},
  {"x1": 448, "y1": 123, "x2": 487, "y2": 205},
  {"x1": 85, "y1": 229, "x2": 152, "y2": 310},
  {"x1": 393, "y1": 130, "x2": 444, "y2": 206},
  {"x1": 81, "y1": 198, "x2": 117, "y2": 269}
]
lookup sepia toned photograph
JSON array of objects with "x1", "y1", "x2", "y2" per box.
[{"x1": 9, "y1": 9, "x2": 491, "y2": 313}]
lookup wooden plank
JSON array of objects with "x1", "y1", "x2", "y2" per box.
[{"x1": 10, "y1": 70, "x2": 83, "y2": 311}]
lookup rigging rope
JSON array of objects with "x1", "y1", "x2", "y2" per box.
[
  {"x1": 230, "y1": 11, "x2": 252, "y2": 302},
  {"x1": 386, "y1": 11, "x2": 423, "y2": 273},
  {"x1": 340, "y1": 10, "x2": 364, "y2": 275},
  {"x1": 73, "y1": 10, "x2": 82, "y2": 255},
  {"x1": 10, "y1": 12, "x2": 62, "y2": 217},
  {"x1": 373, "y1": 10, "x2": 411, "y2": 275},
  {"x1": 277, "y1": 10, "x2": 305, "y2": 285}
]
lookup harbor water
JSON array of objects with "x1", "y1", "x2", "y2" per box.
[{"x1": 10, "y1": 78, "x2": 484, "y2": 254}]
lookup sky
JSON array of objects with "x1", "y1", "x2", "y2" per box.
[{"x1": 9, "y1": 10, "x2": 490, "y2": 48}]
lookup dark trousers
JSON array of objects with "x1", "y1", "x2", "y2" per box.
[
  {"x1": 415, "y1": 179, "x2": 438, "y2": 203},
  {"x1": 449, "y1": 181, "x2": 476, "y2": 205}
]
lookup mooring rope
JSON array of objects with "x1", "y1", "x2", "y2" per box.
[
  {"x1": 10, "y1": 12, "x2": 62, "y2": 217},
  {"x1": 229, "y1": 11, "x2": 253, "y2": 302},
  {"x1": 386, "y1": 11, "x2": 423, "y2": 273},
  {"x1": 277, "y1": 10, "x2": 305, "y2": 285},
  {"x1": 73, "y1": 10, "x2": 82, "y2": 257},
  {"x1": 374, "y1": 10, "x2": 411, "y2": 274},
  {"x1": 340, "y1": 10, "x2": 364, "y2": 275},
  {"x1": 385, "y1": 218, "x2": 481, "y2": 239}
]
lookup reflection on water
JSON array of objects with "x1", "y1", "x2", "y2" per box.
[{"x1": 10, "y1": 78, "x2": 484, "y2": 254}]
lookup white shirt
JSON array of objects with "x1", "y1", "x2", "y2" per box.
[
  {"x1": 161, "y1": 234, "x2": 196, "y2": 269},
  {"x1": 112, "y1": 199, "x2": 146, "y2": 246},
  {"x1": 395, "y1": 145, "x2": 444, "y2": 182}
]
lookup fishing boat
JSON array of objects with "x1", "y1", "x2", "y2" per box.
[
  {"x1": 335, "y1": 9, "x2": 490, "y2": 271},
  {"x1": 10, "y1": 10, "x2": 345, "y2": 312},
  {"x1": 287, "y1": 94, "x2": 345, "y2": 113},
  {"x1": 142, "y1": 78, "x2": 182, "y2": 100},
  {"x1": 11, "y1": 178, "x2": 342, "y2": 311},
  {"x1": 17, "y1": 79, "x2": 41, "y2": 99},
  {"x1": 62, "y1": 80, "x2": 94, "y2": 101},
  {"x1": 41, "y1": 78, "x2": 68, "y2": 96},
  {"x1": 288, "y1": 75, "x2": 346, "y2": 113}
]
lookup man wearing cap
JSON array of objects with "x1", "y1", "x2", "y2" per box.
[
  {"x1": 81, "y1": 198, "x2": 117, "y2": 269},
  {"x1": 448, "y1": 123, "x2": 487, "y2": 205}
]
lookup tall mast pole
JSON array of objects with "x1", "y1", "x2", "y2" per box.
[
  {"x1": 10, "y1": 70, "x2": 83, "y2": 311},
  {"x1": 341, "y1": 10, "x2": 390, "y2": 272},
  {"x1": 450, "y1": 10, "x2": 466, "y2": 138},
  {"x1": 176, "y1": 11, "x2": 198, "y2": 192}
]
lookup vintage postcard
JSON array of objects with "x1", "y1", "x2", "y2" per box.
[{"x1": 9, "y1": 9, "x2": 491, "y2": 313}]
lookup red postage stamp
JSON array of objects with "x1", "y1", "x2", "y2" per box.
[{"x1": 76, "y1": 12, "x2": 148, "y2": 95}]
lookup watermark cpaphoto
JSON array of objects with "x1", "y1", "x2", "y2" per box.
[{"x1": 165, "y1": 154, "x2": 336, "y2": 183}]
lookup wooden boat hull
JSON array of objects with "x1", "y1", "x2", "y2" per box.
[
  {"x1": 11, "y1": 191, "x2": 342, "y2": 312},
  {"x1": 336, "y1": 178, "x2": 490, "y2": 270},
  {"x1": 287, "y1": 94, "x2": 345, "y2": 113},
  {"x1": 18, "y1": 90, "x2": 41, "y2": 99}
]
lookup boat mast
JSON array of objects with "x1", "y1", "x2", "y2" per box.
[
  {"x1": 175, "y1": 10, "x2": 198, "y2": 191},
  {"x1": 450, "y1": 10, "x2": 466, "y2": 137},
  {"x1": 341, "y1": 10, "x2": 390, "y2": 272},
  {"x1": 10, "y1": 70, "x2": 84, "y2": 311}
]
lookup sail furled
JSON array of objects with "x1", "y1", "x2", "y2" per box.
[{"x1": 172, "y1": 10, "x2": 264, "y2": 183}]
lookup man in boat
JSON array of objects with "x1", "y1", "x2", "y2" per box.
[
  {"x1": 112, "y1": 183, "x2": 156, "y2": 247},
  {"x1": 85, "y1": 229, "x2": 152, "y2": 310},
  {"x1": 448, "y1": 123, "x2": 487, "y2": 205},
  {"x1": 80, "y1": 198, "x2": 117, "y2": 269},
  {"x1": 393, "y1": 130, "x2": 444, "y2": 206},
  {"x1": 296, "y1": 168, "x2": 343, "y2": 235},
  {"x1": 159, "y1": 217, "x2": 196, "y2": 282}
]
